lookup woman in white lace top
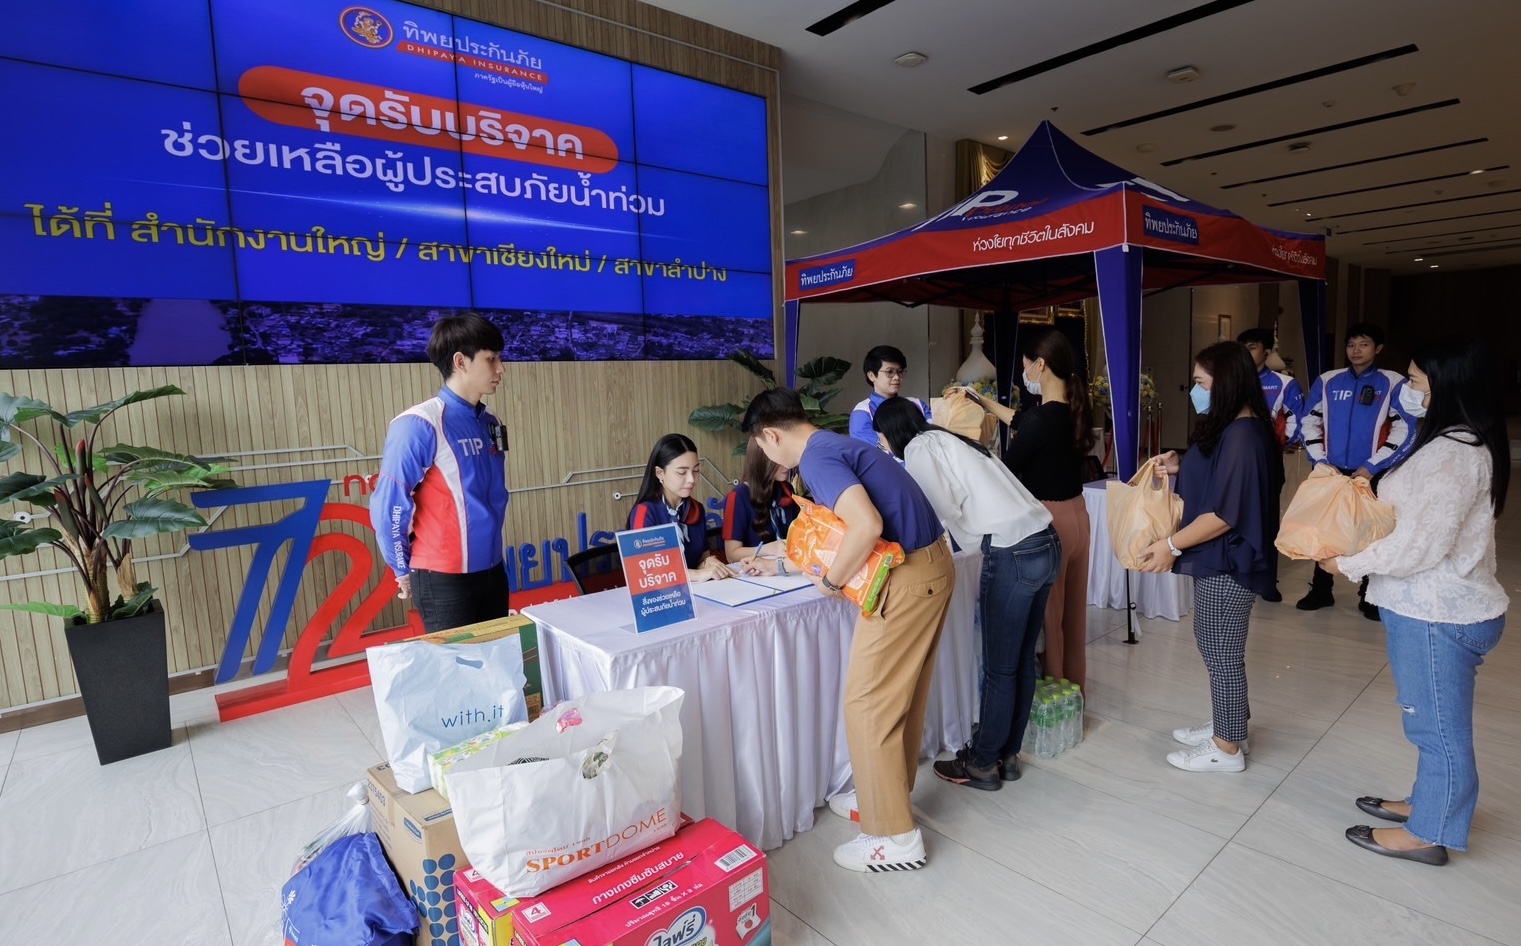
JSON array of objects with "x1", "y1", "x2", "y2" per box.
[{"x1": 1322, "y1": 335, "x2": 1511, "y2": 866}]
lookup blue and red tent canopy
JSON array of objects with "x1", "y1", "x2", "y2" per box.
[{"x1": 782, "y1": 121, "x2": 1328, "y2": 479}]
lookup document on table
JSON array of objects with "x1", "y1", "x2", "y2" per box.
[{"x1": 689, "y1": 570, "x2": 815, "y2": 606}]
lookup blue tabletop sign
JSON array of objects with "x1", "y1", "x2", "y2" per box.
[{"x1": 615, "y1": 524, "x2": 695, "y2": 632}]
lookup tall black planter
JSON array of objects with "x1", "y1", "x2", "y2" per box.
[{"x1": 64, "y1": 606, "x2": 173, "y2": 765}]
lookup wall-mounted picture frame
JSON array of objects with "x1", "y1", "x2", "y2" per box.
[
  {"x1": 1218, "y1": 314, "x2": 1233, "y2": 340},
  {"x1": 1019, "y1": 306, "x2": 1056, "y2": 325},
  {"x1": 1056, "y1": 304, "x2": 1085, "y2": 319}
]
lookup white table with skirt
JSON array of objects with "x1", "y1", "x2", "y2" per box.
[
  {"x1": 1082, "y1": 479, "x2": 1194, "y2": 621},
  {"x1": 522, "y1": 547, "x2": 982, "y2": 851}
]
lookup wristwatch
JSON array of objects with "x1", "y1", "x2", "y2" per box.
[
  {"x1": 820, "y1": 573, "x2": 842, "y2": 592},
  {"x1": 1166, "y1": 535, "x2": 1183, "y2": 557}
]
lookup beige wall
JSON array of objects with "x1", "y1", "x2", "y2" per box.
[{"x1": 0, "y1": 0, "x2": 782, "y2": 712}]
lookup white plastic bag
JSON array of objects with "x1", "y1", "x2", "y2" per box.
[
  {"x1": 448, "y1": 686, "x2": 684, "y2": 898},
  {"x1": 291, "y1": 782, "x2": 372, "y2": 876},
  {"x1": 367, "y1": 631, "x2": 528, "y2": 793}
]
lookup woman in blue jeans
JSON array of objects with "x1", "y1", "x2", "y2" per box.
[
  {"x1": 1324, "y1": 335, "x2": 1510, "y2": 865},
  {"x1": 874, "y1": 397, "x2": 1060, "y2": 790}
]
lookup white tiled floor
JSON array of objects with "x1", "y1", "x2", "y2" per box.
[{"x1": 1, "y1": 498, "x2": 1517, "y2": 946}]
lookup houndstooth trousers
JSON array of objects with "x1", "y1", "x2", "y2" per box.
[{"x1": 1193, "y1": 574, "x2": 1257, "y2": 744}]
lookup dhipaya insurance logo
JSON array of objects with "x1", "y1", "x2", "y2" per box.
[{"x1": 340, "y1": 6, "x2": 395, "y2": 48}]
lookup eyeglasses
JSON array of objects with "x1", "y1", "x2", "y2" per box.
[{"x1": 877, "y1": 368, "x2": 905, "y2": 378}]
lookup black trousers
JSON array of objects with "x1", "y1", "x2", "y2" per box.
[{"x1": 411, "y1": 564, "x2": 511, "y2": 634}]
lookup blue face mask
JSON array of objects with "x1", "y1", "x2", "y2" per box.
[{"x1": 1190, "y1": 383, "x2": 1210, "y2": 415}]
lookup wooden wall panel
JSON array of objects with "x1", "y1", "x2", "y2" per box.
[{"x1": 0, "y1": 0, "x2": 780, "y2": 711}]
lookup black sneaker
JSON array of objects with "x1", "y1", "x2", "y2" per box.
[
  {"x1": 955, "y1": 745, "x2": 1020, "y2": 781},
  {"x1": 1296, "y1": 590, "x2": 1334, "y2": 611},
  {"x1": 933, "y1": 756, "x2": 1002, "y2": 791}
]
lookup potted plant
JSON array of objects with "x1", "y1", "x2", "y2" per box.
[
  {"x1": 689, "y1": 350, "x2": 852, "y2": 454},
  {"x1": 0, "y1": 387, "x2": 233, "y2": 764}
]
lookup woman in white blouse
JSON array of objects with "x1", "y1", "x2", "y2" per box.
[
  {"x1": 1323, "y1": 335, "x2": 1511, "y2": 866},
  {"x1": 873, "y1": 397, "x2": 1059, "y2": 791}
]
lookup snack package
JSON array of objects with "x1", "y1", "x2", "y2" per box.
[
  {"x1": 429, "y1": 721, "x2": 529, "y2": 802},
  {"x1": 785, "y1": 496, "x2": 906, "y2": 615}
]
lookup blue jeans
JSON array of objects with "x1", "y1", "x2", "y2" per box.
[
  {"x1": 1382, "y1": 608, "x2": 1506, "y2": 850},
  {"x1": 970, "y1": 527, "x2": 1061, "y2": 768}
]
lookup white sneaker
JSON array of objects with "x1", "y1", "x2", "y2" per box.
[
  {"x1": 1172, "y1": 722, "x2": 1249, "y2": 755},
  {"x1": 826, "y1": 790, "x2": 859, "y2": 823},
  {"x1": 832, "y1": 829, "x2": 927, "y2": 873},
  {"x1": 1166, "y1": 741, "x2": 1246, "y2": 773}
]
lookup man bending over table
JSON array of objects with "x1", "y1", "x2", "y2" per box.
[{"x1": 741, "y1": 388, "x2": 955, "y2": 874}]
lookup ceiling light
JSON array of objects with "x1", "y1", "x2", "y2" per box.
[
  {"x1": 1287, "y1": 142, "x2": 1312, "y2": 154},
  {"x1": 1393, "y1": 82, "x2": 1417, "y2": 96},
  {"x1": 898, "y1": 202, "x2": 917, "y2": 209},
  {"x1": 1413, "y1": 257, "x2": 1423, "y2": 262},
  {"x1": 1305, "y1": 212, "x2": 1312, "y2": 217},
  {"x1": 1470, "y1": 169, "x2": 1486, "y2": 175},
  {"x1": 997, "y1": 135, "x2": 1009, "y2": 141},
  {"x1": 1136, "y1": 143, "x2": 1158, "y2": 153},
  {"x1": 790, "y1": 229, "x2": 807, "y2": 235},
  {"x1": 1210, "y1": 123, "x2": 1236, "y2": 133},
  {"x1": 1166, "y1": 65, "x2": 1201, "y2": 84},
  {"x1": 893, "y1": 51, "x2": 928, "y2": 68},
  {"x1": 1430, "y1": 264, "x2": 1439, "y2": 268}
]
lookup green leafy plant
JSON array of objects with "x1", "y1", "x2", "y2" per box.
[
  {"x1": 689, "y1": 350, "x2": 853, "y2": 454},
  {"x1": 0, "y1": 387, "x2": 235, "y2": 624}
]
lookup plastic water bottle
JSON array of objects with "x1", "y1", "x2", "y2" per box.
[
  {"x1": 1057, "y1": 688, "x2": 1075, "y2": 753},
  {"x1": 1070, "y1": 685, "x2": 1085, "y2": 746},
  {"x1": 1035, "y1": 697, "x2": 1058, "y2": 759}
]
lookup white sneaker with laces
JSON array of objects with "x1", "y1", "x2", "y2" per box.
[
  {"x1": 827, "y1": 790, "x2": 859, "y2": 823},
  {"x1": 1172, "y1": 722, "x2": 1249, "y2": 754},
  {"x1": 832, "y1": 829, "x2": 927, "y2": 873},
  {"x1": 1166, "y1": 741, "x2": 1246, "y2": 772}
]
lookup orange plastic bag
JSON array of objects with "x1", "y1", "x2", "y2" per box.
[
  {"x1": 1106, "y1": 457, "x2": 1185, "y2": 570},
  {"x1": 1275, "y1": 466, "x2": 1397, "y2": 561},
  {"x1": 785, "y1": 496, "x2": 906, "y2": 615}
]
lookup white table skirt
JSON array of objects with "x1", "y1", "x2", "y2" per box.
[
  {"x1": 1082, "y1": 480, "x2": 1194, "y2": 621},
  {"x1": 523, "y1": 548, "x2": 982, "y2": 851}
]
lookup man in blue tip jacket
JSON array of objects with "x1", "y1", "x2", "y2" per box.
[
  {"x1": 1297, "y1": 322, "x2": 1416, "y2": 618},
  {"x1": 370, "y1": 315, "x2": 511, "y2": 633}
]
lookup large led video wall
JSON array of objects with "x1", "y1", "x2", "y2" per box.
[{"x1": 0, "y1": 0, "x2": 773, "y2": 367}]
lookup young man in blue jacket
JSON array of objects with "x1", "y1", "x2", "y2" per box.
[
  {"x1": 848, "y1": 345, "x2": 930, "y2": 452},
  {"x1": 1297, "y1": 323, "x2": 1415, "y2": 617},
  {"x1": 371, "y1": 315, "x2": 511, "y2": 633}
]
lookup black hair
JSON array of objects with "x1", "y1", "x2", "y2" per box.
[
  {"x1": 1345, "y1": 322, "x2": 1386, "y2": 348},
  {"x1": 740, "y1": 388, "x2": 808, "y2": 434},
  {"x1": 1402, "y1": 335, "x2": 1509, "y2": 516},
  {"x1": 739, "y1": 440, "x2": 788, "y2": 540},
  {"x1": 1236, "y1": 328, "x2": 1276, "y2": 350},
  {"x1": 633, "y1": 433, "x2": 699, "y2": 507},
  {"x1": 427, "y1": 314, "x2": 505, "y2": 379},
  {"x1": 1022, "y1": 329, "x2": 1097, "y2": 455},
  {"x1": 862, "y1": 345, "x2": 908, "y2": 384},
  {"x1": 1190, "y1": 341, "x2": 1273, "y2": 456},
  {"x1": 873, "y1": 396, "x2": 991, "y2": 460}
]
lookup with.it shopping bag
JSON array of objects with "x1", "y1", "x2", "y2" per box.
[
  {"x1": 367, "y1": 624, "x2": 528, "y2": 793},
  {"x1": 1275, "y1": 466, "x2": 1396, "y2": 560},
  {"x1": 1106, "y1": 457, "x2": 1185, "y2": 570},
  {"x1": 447, "y1": 686, "x2": 684, "y2": 898},
  {"x1": 785, "y1": 496, "x2": 905, "y2": 615}
]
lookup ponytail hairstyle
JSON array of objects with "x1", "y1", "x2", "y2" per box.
[{"x1": 1023, "y1": 330, "x2": 1096, "y2": 454}]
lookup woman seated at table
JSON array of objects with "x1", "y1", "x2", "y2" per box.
[
  {"x1": 722, "y1": 440, "x2": 800, "y2": 576},
  {"x1": 628, "y1": 433, "x2": 731, "y2": 582}
]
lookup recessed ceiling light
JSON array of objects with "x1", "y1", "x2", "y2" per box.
[
  {"x1": 1430, "y1": 264, "x2": 1439, "y2": 268},
  {"x1": 893, "y1": 51, "x2": 928, "y2": 68},
  {"x1": 1166, "y1": 65, "x2": 1201, "y2": 84},
  {"x1": 790, "y1": 229, "x2": 807, "y2": 235},
  {"x1": 1210, "y1": 123, "x2": 1236, "y2": 133},
  {"x1": 1305, "y1": 212, "x2": 1312, "y2": 217},
  {"x1": 898, "y1": 202, "x2": 917, "y2": 209},
  {"x1": 997, "y1": 135, "x2": 1009, "y2": 141},
  {"x1": 1413, "y1": 257, "x2": 1423, "y2": 262},
  {"x1": 1136, "y1": 143, "x2": 1158, "y2": 153}
]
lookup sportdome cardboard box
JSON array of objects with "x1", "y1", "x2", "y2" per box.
[{"x1": 503, "y1": 817, "x2": 770, "y2": 946}]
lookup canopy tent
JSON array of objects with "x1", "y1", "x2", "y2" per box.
[{"x1": 783, "y1": 121, "x2": 1327, "y2": 479}]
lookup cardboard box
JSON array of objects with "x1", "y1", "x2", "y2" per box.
[
  {"x1": 365, "y1": 762, "x2": 469, "y2": 946},
  {"x1": 437, "y1": 614, "x2": 542, "y2": 719},
  {"x1": 508, "y1": 818, "x2": 769, "y2": 946}
]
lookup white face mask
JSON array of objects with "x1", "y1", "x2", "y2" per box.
[
  {"x1": 1398, "y1": 383, "x2": 1428, "y2": 418},
  {"x1": 1022, "y1": 367, "x2": 1042, "y2": 396}
]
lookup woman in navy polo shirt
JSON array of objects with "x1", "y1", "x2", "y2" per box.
[
  {"x1": 722, "y1": 441, "x2": 800, "y2": 574},
  {"x1": 627, "y1": 433, "x2": 732, "y2": 581}
]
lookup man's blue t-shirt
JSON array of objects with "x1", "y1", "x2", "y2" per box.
[{"x1": 798, "y1": 430, "x2": 943, "y2": 553}]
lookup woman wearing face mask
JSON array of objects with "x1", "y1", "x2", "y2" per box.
[
  {"x1": 1319, "y1": 336, "x2": 1509, "y2": 866},
  {"x1": 1135, "y1": 342, "x2": 1279, "y2": 773},
  {"x1": 963, "y1": 330, "x2": 1095, "y2": 688},
  {"x1": 628, "y1": 433, "x2": 731, "y2": 581},
  {"x1": 722, "y1": 440, "x2": 799, "y2": 575}
]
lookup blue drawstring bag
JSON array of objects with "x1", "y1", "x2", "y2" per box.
[{"x1": 281, "y1": 833, "x2": 418, "y2": 946}]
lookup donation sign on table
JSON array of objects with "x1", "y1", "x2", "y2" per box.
[{"x1": 616, "y1": 524, "x2": 696, "y2": 632}]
